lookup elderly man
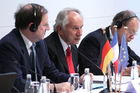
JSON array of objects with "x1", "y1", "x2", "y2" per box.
[{"x1": 44, "y1": 8, "x2": 83, "y2": 74}]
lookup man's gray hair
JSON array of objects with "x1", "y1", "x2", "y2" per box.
[{"x1": 54, "y1": 8, "x2": 82, "y2": 32}]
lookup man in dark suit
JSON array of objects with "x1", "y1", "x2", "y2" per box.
[
  {"x1": 0, "y1": 3, "x2": 72, "y2": 93},
  {"x1": 44, "y1": 8, "x2": 83, "y2": 74},
  {"x1": 78, "y1": 10, "x2": 140, "y2": 75}
]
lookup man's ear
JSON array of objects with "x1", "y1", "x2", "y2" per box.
[
  {"x1": 28, "y1": 23, "x2": 34, "y2": 31},
  {"x1": 57, "y1": 25, "x2": 63, "y2": 35}
]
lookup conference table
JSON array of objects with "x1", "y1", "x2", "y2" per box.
[
  {"x1": 72, "y1": 75, "x2": 140, "y2": 93},
  {"x1": 93, "y1": 75, "x2": 140, "y2": 93}
]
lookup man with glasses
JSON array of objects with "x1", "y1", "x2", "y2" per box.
[{"x1": 78, "y1": 10, "x2": 140, "y2": 76}]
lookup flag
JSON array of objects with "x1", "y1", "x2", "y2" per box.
[
  {"x1": 110, "y1": 31, "x2": 119, "y2": 74},
  {"x1": 118, "y1": 33, "x2": 129, "y2": 74},
  {"x1": 100, "y1": 33, "x2": 114, "y2": 75}
]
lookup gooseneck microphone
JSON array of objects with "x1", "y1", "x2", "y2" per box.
[
  {"x1": 13, "y1": 60, "x2": 42, "y2": 78},
  {"x1": 12, "y1": 86, "x2": 20, "y2": 93},
  {"x1": 71, "y1": 45, "x2": 103, "y2": 74},
  {"x1": 13, "y1": 60, "x2": 55, "y2": 83},
  {"x1": 11, "y1": 58, "x2": 60, "y2": 93},
  {"x1": 129, "y1": 55, "x2": 134, "y2": 61}
]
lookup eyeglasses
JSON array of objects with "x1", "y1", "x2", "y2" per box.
[{"x1": 127, "y1": 29, "x2": 137, "y2": 36}]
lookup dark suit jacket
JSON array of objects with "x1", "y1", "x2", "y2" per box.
[
  {"x1": 44, "y1": 32, "x2": 78, "y2": 74},
  {"x1": 0, "y1": 29, "x2": 69, "y2": 92},
  {"x1": 78, "y1": 26, "x2": 140, "y2": 75}
]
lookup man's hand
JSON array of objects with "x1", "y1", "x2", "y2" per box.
[
  {"x1": 50, "y1": 82, "x2": 73, "y2": 93},
  {"x1": 79, "y1": 73, "x2": 94, "y2": 84},
  {"x1": 122, "y1": 67, "x2": 131, "y2": 76},
  {"x1": 122, "y1": 65, "x2": 140, "y2": 76},
  {"x1": 137, "y1": 65, "x2": 140, "y2": 76}
]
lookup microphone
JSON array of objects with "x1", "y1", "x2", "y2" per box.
[
  {"x1": 129, "y1": 55, "x2": 134, "y2": 61},
  {"x1": 13, "y1": 60, "x2": 41, "y2": 78},
  {"x1": 12, "y1": 86, "x2": 20, "y2": 93},
  {"x1": 71, "y1": 45, "x2": 103, "y2": 75},
  {"x1": 11, "y1": 59, "x2": 58, "y2": 93},
  {"x1": 13, "y1": 60, "x2": 55, "y2": 83},
  {"x1": 71, "y1": 46, "x2": 112, "y2": 92}
]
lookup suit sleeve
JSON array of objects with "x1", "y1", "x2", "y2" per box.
[{"x1": 0, "y1": 41, "x2": 26, "y2": 92}]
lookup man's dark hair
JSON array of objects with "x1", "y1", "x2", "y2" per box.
[
  {"x1": 111, "y1": 10, "x2": 139, "y2": 28},
  {"x1": 14, "y1": 3, "x2": 48, "y2": 30}
]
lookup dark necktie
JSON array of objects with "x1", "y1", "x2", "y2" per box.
[
  {"x1": 30, "y1": 43, "x2": 38, "y2": 81},
  {"x1": 66, "y1": 46, "x2": 75, "y2": 74}
]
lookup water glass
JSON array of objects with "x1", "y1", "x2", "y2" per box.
[
  {"x1": 46, "y1": 79, "x2": 50, "y2": 93},
  {"x1": 68, "y1": 73, "x2": 79, "y2": 90},
  {"x1": 31, "y1": 81, "x2": 40, "y2": 93}
]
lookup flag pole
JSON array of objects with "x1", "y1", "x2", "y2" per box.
[
  {"x1": 113, "y1": 25, "x2": 118, "y2": 93},
  {"x1": 107, "y1": 64, "x2": 112, "y2": 93},
  {"x1": 101, "y1": 28, "x2": 114, "y2": 92},
  {"x1": 119, "y1": 26, "x2": 129, "y2": 93},
  {"x1": 115, "y1": 71, "x2": 117, "y2": 93},
  {"x1": 119, "y1": 66, "x2": 123, "y2": 93},
  {"x1": 102, "y1": 28, "x2": 111, "y2": 92}
]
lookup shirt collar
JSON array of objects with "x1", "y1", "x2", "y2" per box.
[
  {"x1": 58, "y1": 34, "x2": 69, "y2": 52},
  {"x1": 58, "y1": 34, "x2": 72, "y2": 56},
  {"x1": 20, "y1": 31, "x2": 33, "y2": 54}
]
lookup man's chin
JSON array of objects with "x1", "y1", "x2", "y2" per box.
[
  {"x1": 127, "y1": 39, "x2": 131, "y2": 42},
  {"x1": 73, "y1": 41, "x2": 79, "y2": 45}
]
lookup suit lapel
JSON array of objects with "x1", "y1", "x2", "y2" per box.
[
  {"x1": 14, "y1": 29, "x2": 31, "y2": 72},
  {"x1": 53, "y1": 33, "x2": 70, "y2": 73}
]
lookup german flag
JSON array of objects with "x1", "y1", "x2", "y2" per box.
[{"x1": 100, "y1": 29, "x2": 114, "y2": 75}]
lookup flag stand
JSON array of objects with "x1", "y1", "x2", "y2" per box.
[{"x1": 107, "y1": 65, "x2": 112, "y2": 93}]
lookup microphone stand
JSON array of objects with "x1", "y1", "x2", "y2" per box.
[
  {"x1": 13, "y1": 60, "x2": 56, "y2": 93},
  {"x1": 71, "y1": 45, "x2": 103, "y2": 74}
]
